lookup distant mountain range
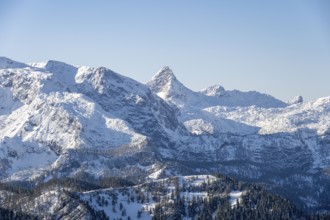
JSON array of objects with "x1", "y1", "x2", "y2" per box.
[{"x1": 0, "y1": 57, "x2": 329, "y2": 216}]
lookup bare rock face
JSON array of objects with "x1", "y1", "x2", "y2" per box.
[{"x1": 289, "y1": 95, "x2": 304, "y2": 104}]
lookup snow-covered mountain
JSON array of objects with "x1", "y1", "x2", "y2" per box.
[{"x1": 0, "y1": 57, "x2": 329, "y2": 212}]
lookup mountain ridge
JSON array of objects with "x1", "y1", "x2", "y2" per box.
[
  {"x1": 148, "y1": 66, "x2": 288, "y2": 109},
  {"x1": 0, "y1": 57, "x2": 329, "y2": 212}
]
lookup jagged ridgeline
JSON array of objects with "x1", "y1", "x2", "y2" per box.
[
  {"x1": 0, "y1": 57, "x2": 330, "y2": 217},
  {"x1": 0, "y1": 174, "x2": 327, "y2": 219}
]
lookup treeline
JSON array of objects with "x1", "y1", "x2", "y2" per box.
[
  {"x1": 0, "y1": 176, "x2": 133, "y2": 219},
  {"x1": 0, "y1": 176, "x2": 134, "y2": 195},
  {"x1": 150, "y1": 174, "x2": 328, "y2": 220},
  {"x1": 0, "y1": 174, "x2": 329, "y2": 219},
  {"x1": 0, "y1": 207, "x2": 36, "y2": 220}
]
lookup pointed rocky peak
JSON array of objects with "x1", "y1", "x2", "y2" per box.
[
  {"x1": 0, "y1": 57, "x2": 28, "y2": 69},
  {"x1": 148, "y1": 66, "x2": 178, "y2": 92},
  {"x1": 200, "y1": 85, "x2": 226, "y2": 97},
  {"x1": 147, "y1": 66, "x2": 183, "y2": 94},
  {"x1": 152, "y1": 66, "x2": 176, "y2": 81},
  {"x1": 147, "y1": 67, "x2": 197, "y2": 107},
  {"x1": 289, "y1": 95, "x2": 303, "y2": 105}
]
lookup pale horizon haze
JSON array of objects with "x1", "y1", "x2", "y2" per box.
[{"x1": 1, "y1": 0, "x2": 330, "y2": 102}]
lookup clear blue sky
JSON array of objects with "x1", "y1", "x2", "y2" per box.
[{"x1": 1, "y1": 0, "x2": 329, "y2": 101}]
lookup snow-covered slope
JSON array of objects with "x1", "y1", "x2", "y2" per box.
[
  {"x1": 0, "y1": 58, "x2": 180, "y2": 182},
  {"x1": 0, "y1": 57, "x2": 329, "y2": 211},
  {"x1": 205, "y1": 96, "x2": 330, "y2": 135}
]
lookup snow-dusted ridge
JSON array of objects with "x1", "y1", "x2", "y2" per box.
[
  {"x1": 0, "y1": 57, "x2": 28, "y2": 69},
  {"x1": 0, "y1": 57, "x2": 329, "y2": 211},
  {"x1": 148, "y1": 66, "x2": 287, "y2": 109}
]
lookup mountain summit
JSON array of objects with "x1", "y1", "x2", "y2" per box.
[
  {"x1": 147, "y1": 66, "x2": 192, "y2": 107},
  {"x1": 151, "y1": 66, "x2": 176, "y2": 83},
  {"x1": 201, "y1": 84, "x2": 226, "y2": 97}
]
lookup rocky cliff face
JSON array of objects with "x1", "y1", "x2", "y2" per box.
[{"x1": 0, "y1": 57, "x2": 329, "y2": 211}]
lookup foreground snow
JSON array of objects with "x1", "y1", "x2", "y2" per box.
[{"x1": 80, "y1": 175, "x2": 219, "y2": 219}]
